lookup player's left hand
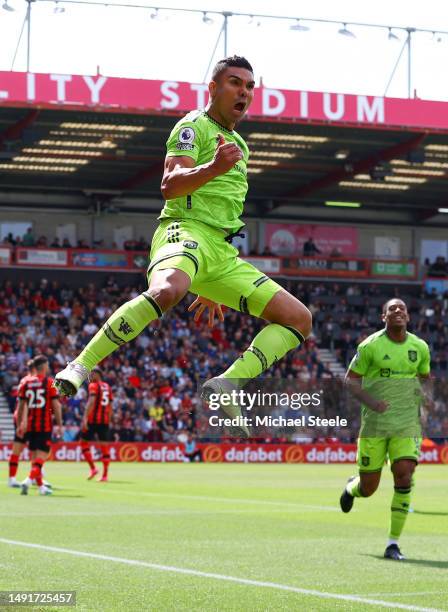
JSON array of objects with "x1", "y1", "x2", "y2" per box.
[{"x1": 188, "y1": 296, "x2": 224, "y2": 328}]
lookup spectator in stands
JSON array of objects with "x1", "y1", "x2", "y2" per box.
[
  {"x1": 428, "y1": 256, "x2": 448, "y2": 277},
  {"x1": 50, "y1": 237, "x2": 61, "y2": 248},
  {"x1": 303, "y1": 237, "x2": 321, "y2": 256},
  {"x1": 22, "y1": 227, "x2": 35, "y2": 247},
  {"x1": 35, "y1": 236, "x2": 47, "y2": 247},
  {"x1": 262, "y1": 245, "x2": 273, "y2": 256},
  {"x1": 183, "y1": 433, "x2": 202, "y2": 462},
  {"x1": 62, "y1": 238, "x2": 72, "y2": 248},
  {"x1": 329, "y1": 246, "x2": 342, "y2": 258},
  {"x1": 4, "y1": 233, "x2": 16, "y2": 246}
]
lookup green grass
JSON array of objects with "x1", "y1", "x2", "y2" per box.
[{"x1": 1, "y1": 463, "x2": 447, "y2": 611}]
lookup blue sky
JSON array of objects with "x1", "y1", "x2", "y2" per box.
[{"x1": 1, "y1": 0, "x2": 448, "y2": 100}]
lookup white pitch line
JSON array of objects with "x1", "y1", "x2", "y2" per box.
[
  {"x1": 0, "y1": 538, "x2": 444, "y2": 612},
  {"x1": 102, "y1": 488, "x2": 341, "y2": 512},
  {"x1": 362, "y1": 593, "x2": 446, "y2": 598}
]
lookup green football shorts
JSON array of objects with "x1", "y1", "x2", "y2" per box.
[
  {"x1": 357, "y1": 437, "x2": 422, "y2": 473},
  {"x1": 147, "y1": 218, "x2": 282, "y2": 317}
]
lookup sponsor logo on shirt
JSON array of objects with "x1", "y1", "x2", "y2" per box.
[
  {"x1": 183, "y1": 240, "x2": 198, "y2": 249},
  {"x1": 380, "y1": 368, "x2": 391, "y2": 377},
  {"x1": 176, "y1": 142, "x2": 194, "y2": 151}
]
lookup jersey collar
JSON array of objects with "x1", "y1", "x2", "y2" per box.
[
  {"x1": 383, "y1": 328, "x2": 409, "y2": 344},
  {"x1": 204, "y1": 111, "x2": 234, "y2": 135}
]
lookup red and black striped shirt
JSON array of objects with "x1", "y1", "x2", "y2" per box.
[
  {"x1": 18, "y1": 375, "x2": 58, "y2": 433},
  {"x1": 87, "y1": 381, "x2": 112, "y2": 425},
  {"x1": 14, "y1": 374, "x2": 35, "y2": 425}
]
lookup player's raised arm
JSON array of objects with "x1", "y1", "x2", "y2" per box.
[
  {"x1": 160, "y1": 135, "x2": 243, "y2": 200},
  {"x1": 344, "y1": 369, "x2": 389, "y2": 413}
]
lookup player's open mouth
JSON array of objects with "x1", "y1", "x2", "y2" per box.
[{"x1": 234, "y1": 102, "x2": 246, "y2": 112}]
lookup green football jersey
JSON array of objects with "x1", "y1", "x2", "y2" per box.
[
  {"x1": 160, "y1": 110, "x2": 249, "y2": 232},
  {"x1": 348, "y1": 329, "x2": 431, "y2": 437}
]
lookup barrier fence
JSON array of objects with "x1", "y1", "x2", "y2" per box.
[
  {"x1": 1, "y1": 442, "x2": 447, "y2": 464},
  {"x1": 0, "y1": 246, "x2": 418, "y2": 280}
]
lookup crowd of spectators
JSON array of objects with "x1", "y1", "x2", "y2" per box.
[
  {"x1": 0, "y1": 229, "x2": 334, "y2": 257},
  {"x1": 1, "y1": 229, "x2": 152, "y2": 252},
  {"x1": 424, "y1": 256, "x2": 448, "y2": 278},
  {"x1": 0, "y1": 277, "x2": 447, "y2": 443}
]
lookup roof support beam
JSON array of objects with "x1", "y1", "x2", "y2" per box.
[
  {"x1": 114, "y1": 161, "x2": 163, "y2": 192},
  {"x1": 0, "y1": 109, "x2": 40, "y2": 149},
  {"x1": 278, "y1": 133, "x2": 426, "y2": 204}
]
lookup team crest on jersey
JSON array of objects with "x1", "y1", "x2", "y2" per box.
[
  {"x1": 408, "y1": 350, "x2": 417, "y2": 362},
  {"x1": 361, "y1": 456, "x2": 370, "y2": 466},
  {"x1": 118, "y1": 317, "x2": 133, "y2": 335}
]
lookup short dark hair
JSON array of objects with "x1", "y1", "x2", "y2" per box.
[
  {"x1": 212, "y1": 55, "x2": 254, "y2": 81},
  {"x1": 27, "y1": 358, "x2": 35, "y2": 370},
  {"x1": 92, "y1": 366, "x2": 103, "y2": 376},
  {"x1": 382, "y1": 298, "x2": 406, "y2": 314},
  {"x1": 33, "y1": 354, "x2": 48, "y2": 369}
]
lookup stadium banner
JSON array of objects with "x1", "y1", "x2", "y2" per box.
[
  {"x1": 241, "y1": 256, "x2": 281, "y2": 275},
  {"x1": 281, "y1": 256, "x2": 369, "y2": 277},
  {"x1": 424, "y1": 277, "x2": 448, "y2": 294},
  {"x1": 70, "y1": 250, "x2": 129, "y2": 269},
  {"x1": 265, "y1": 222, "x2": 359, "y2": 256},
  {"x1": 4, "y1": 247, "x2": 148, "y2": 272},
  {"x1": 4, "y1": 71, "x2": 448, "y2": 131},
  {"x1": 15, "y1": 247, "x2": 68, "y2": 266},
  {"x1": 0, "y1": 247, "x2": 11, "y2": 264},
  {"x1": 0, "y1": 442, "x2": 446, "y2": 464},
  {"x1": 370, "y1": 260, "x2": 417, "y2": 279}
]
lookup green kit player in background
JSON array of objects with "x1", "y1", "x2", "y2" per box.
[
  {"x1": 339, "y1": 298, "x2": 431, "y2": 561},
  {"x1": 54, "y1": 56, "x2": 312, "y2": 434}
]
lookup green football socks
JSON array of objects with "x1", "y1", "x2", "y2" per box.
[
  {"x1": 75, "y1": 292, "x2": 162, "y2": 371},
  {"x1": 221, "y1": 323, "x2": 304, "y2": 383},
  {"x1": 389, "y1": 485, "x2": 412, "y2": 540}
]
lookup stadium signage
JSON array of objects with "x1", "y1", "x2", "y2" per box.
[
  {"x1": 0, "y1": 443, "x2": 446, "y2": 464},
  {"x1": 371, "y1": 260, "x2": 417, "y2": 279},
  {"x1": 282, "y1": 256, "x2": 369, "y2": 278},
  {"x1": 4, "y1": 247, "x2": 418, "y2": 280},
  {"x1": 3, "y1": 72, "x2": 448, "y2": 131}
]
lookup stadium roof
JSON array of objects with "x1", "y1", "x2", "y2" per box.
[{"x1": 1, "y1": 104, "x2": 448, "y2": 226}]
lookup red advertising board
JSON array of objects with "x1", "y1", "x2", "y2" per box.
[
  {"x1": 2, "y1": 71, "x2": 448, "y2": 132},
  {"x1": 265, "y1": 223, "x2": 359, "y2": 256},
  {"x1": 4, "y1": 247, "x2": 418, "y2": 281},
  {"x1": 0, "y1": 442, "x2": 446, "y2": 464}
]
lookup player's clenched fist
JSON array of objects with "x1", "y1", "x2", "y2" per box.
[{"x1": 212, "y1": 133, "x2": 243, "y2": 175}]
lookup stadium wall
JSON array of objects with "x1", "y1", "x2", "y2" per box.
[
  {"x1": 2, "y1": 207, "x2": 448, "y2": 260},
  {"x1": 0, "y1": 442, "x2": 446, "y2": 464}
]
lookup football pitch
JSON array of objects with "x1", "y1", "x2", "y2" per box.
[{"x1": 1, "y1": 463, "x2": 447, "y2": 611}]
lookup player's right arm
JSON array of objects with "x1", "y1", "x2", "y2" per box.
[
  {"x1": 345, "y1": 370, "x2": 389, "y2": 413},
  {"x1": 161, "y1": 134, "x2": 243, "y2": 200},
  {"x1": 52, "y1": 398, "x2": 63, "y2": 438},
  {"x1": 82, "y1": 389, "x2": 97, "y2": 430},
  {"x1": 16, "y1": 398, "x2": 28, "y2": 438},
  {"x1": 345, "y1": 343, "x2": 389, "y2": 413}
]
